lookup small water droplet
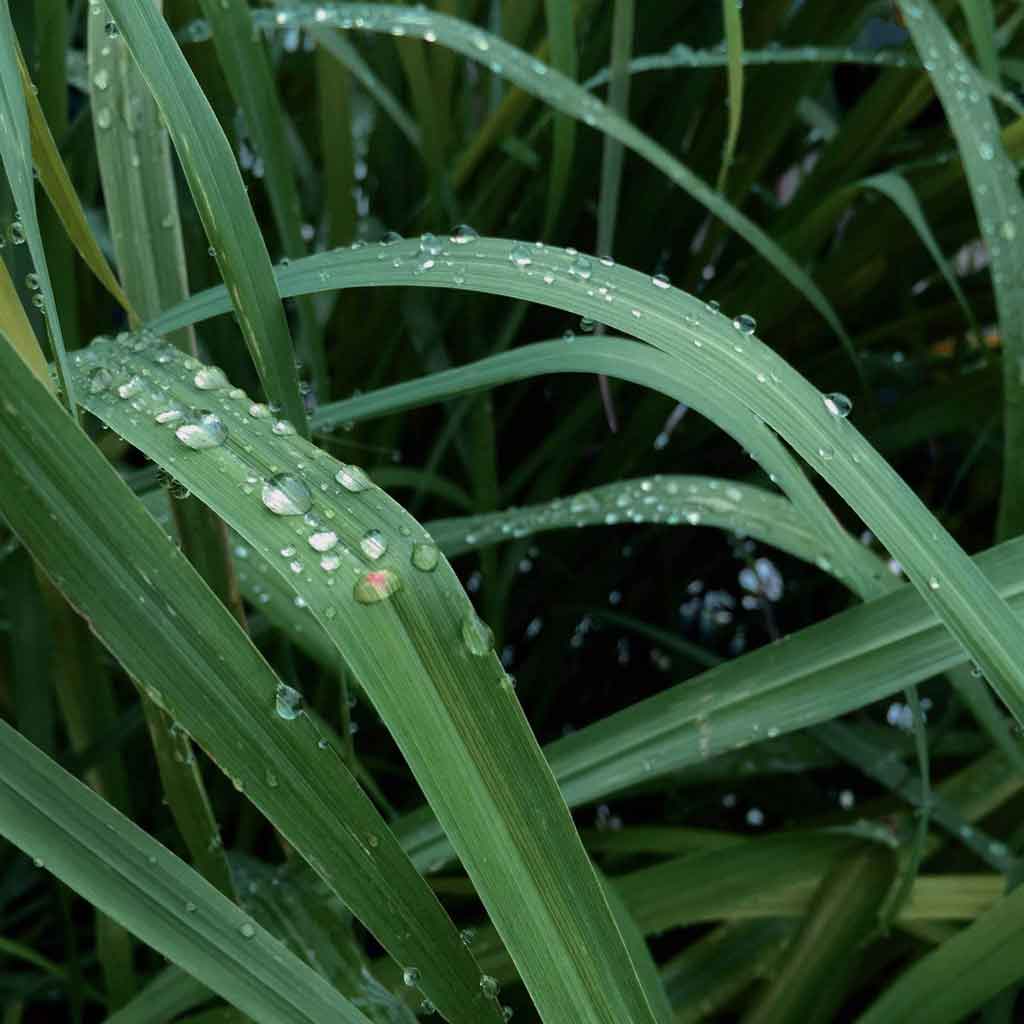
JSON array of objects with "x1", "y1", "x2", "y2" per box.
[
  {"x1": 261, "y1": 474, "x2": 312, "y2": 516},
  {"x1": 462, "y1": 610, "x2": 493, "y2": 656},
  {"x1": 117, "y1": 375, "x2": 144, "y2": 399},
  {"x1": 817, "y1": 445, "x2": 835, "y2": 461},
  {"x1": 176, "y1": 412, "x2": 227, "y2": 450},
  {"x1": 823, "y1": 392, "x2": 852, "y2": 418},
  {"x1": 274, "y1": 683, "x2": 303, "y2": 720},
  {"x1": 336, "y1": 463, "x2": 371, "y2": 492},
  {"x1": 320, "y1": 553, "x2": 342, "y2": 572},
  {"x1": 480, "y1": 975, "x2": 500, "y2": 999},
  {"x1": 402, "y1": 967, "x2": 420, "y2": 987},
  {"x1": 354, "y1": 569, "x2": 401, "y2": 604},
  {"x1": 248, "y1": 402, "x2": 271, "y2": 418},
  {"x1": 411, "y1": 541, "x2": 439, "y2": 571},
  {"x1": 239, "y1": 922, "x2": 256, "y2": 939},
  {"x1": 194, "y1": 365, "x2": 230, "y2": 390},
  {"x1": 651, "y1": 272, "x2": 671, "y2": 289},
  {"x1": 360, "y1": 529, "x2": 387, "y2": 560},
  {"x1": 271, "y1": 419, "x2": 297, "y2": 436},
  {"x1": 8, "y1": 220, "x2": 25, "y2": 245},
  {"x1": 87, "y1": 367, "x2": 113, "y2": 394},
  {"x1": 460, "y1": 928, "x2": 475, "y2": 946},
  {"x1": 732, "y1": 313, "x2": 757, "y2": 335},
  {"x1": 927, "y1": 575, "x2": 940, "y2": 590},
  {"x1": 569, "y1": 254, "x2": 593, "y2": 280}
]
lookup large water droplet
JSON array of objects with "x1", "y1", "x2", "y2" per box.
[
  {"x1": 462, "y1": 610, "x2": 493, "y2": 656},
  {"x1": 194, "y1": 365, "x2": 230, "y2": 390},
  {"x1": 354, "y1": 569, "x2": 401, "y2": 604},
  {"x1": 823, "y1": 392, "x2": 852, "y2": 418},
  {"x1": 360, "y1": 529, "x2": 387, "y2": 560},
  {"x1": 336, "y1": 464, "x2": 371, "y2": 492},
  {"x1": 509, "y1": 243, "x2": 532, "y2": 267},
  {"x1": 732, "y1": 314, "x2": 757, "y2": 335},
  {"x1": 402, "y1": 967, "x2": 420, "y2": 987},
  {"x1": 411, "y1": 541, "x2": 439, "y2": 571},
  {"x1": 176, "y1": 412, "x2": 227, "y2": 449},
  {"x1": 449, "y1": 224, "x2": 479, "y2": 245},
  {"x1": 275, "y1": 683, "x2": 303, "y2": 719},
  {"x1": 308, "y1": 530, "x2": 338, "y2": 552},
  {"x1": 261, "y1": 474, "x2": 312, "y2": 516}
]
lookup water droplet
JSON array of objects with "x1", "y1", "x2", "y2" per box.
[
  {"x1": 480, "y1": 975, "x2": 500, "y2": 999},
  {"x1": 651, "y1": 272, "x2": 671, "y2": 289},
  {"x1": 402, "y1": 967, "x2": 420, "y2": 987},
  {"x1": 194, "y1": 365, "x2": 230, "y2": 390},
  {"x1": 248, "y1": 402, "x2": 271, "y2": 418},
  {"x1": 354, "y1": 569, "x2": 401, "y2": 604},
  {"x1": 509, "y1": 242, "x2": 532, "y2": 267},
  {"x1": 239, "y1": 922, "x2": 256, "y2": 939},
  {"x1": 155, "y1": 406, "x2": 184, "y2": 425},
  {"x1": 360, "y1": 529, "x2": 387, "y2": 560},
  {"x1": 320, "y1": 553, "x2": 342, "y2": 572},
  {"x1": 449, "y1": 223, "x2": 479, "y2": 245},
  {"x1": 817, "y1": 445, "x2": 835, "y2": 461},
  {"x1": 335, "y1": 463, "x2": 371, "y2": 492},
  {"x1": 411, "y1": 541, "x2": 439, "y2": 571},
  {"x1": 460, "y1": 928, "x2": 475, "y2": 946},
  {"x1": 308, "y1": 530, "x2": 338, "y2": 552},
  {"x1": 732, "y1": 314, "x2": 757, "y2": 335},
  {"x1": 569, "y1": 254, "x2": 593, "y2": 280},
  {"x1": 275, "y1": 683, "x2": 303, "y2": 720},
  {"x1": 462, "y1": 610, "x2": 493, "y2": 656},
  {"x1": 104, "y1": 19, "x2": 119, "y2": 37},
  {"x1": 96, "y1": 107, "x2": 112, "y2": 130},
  {"x1": 117, "y1": 375, "x2": 144, "y2": 399},
  {"x1": 420, "y1": 998, "x2": 437, "y2": 1016},
  {"x1": 271, "y1": 419, "x2": 297, "y2": 436},
  {"x1": 979, "y1": 142, "x2": 995, "y2": 161},
  {"x1": 25, "y1": 272, "x2": 38, "y2": 291},
  {"x1": 8, "y1": 220, "x2": 25, "y2": 245},
  {"x1": 823, "y1": 392, "x2": 852, "y2": 418},
  {"x1": 261, "y1": 474, "x2": 312, "y2": 516},
  {"x1": 87, "y1": 367, "x2": 113, "y2": 394},
  {"x1": 927, "y1": 575, "x2": 940, "y2": 590},
  {"x1": 176, "y1": 412, "x2": 227, "y2": 450}
]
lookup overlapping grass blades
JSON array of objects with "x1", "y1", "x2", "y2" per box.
[
  {"x1": 0, "y1": 343, "x2": 503, "y2": 1024},
  {"x1": 60, "y1": 337, "x2": 657, "y2": 1024},
  {"x1": 0, "y1": 722, "x2": 369, "y2": 1024},
  {"x1": 148, "y1": 236, "x2": 1024, "y2": 723},
  {"x1": 102, "y1": 0, "x2": 307, "y2": 433}
]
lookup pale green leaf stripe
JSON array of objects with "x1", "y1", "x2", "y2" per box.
[
  {"x1": 103, "y1": 0, "x2": 307, "y2": 435},
  {"x1": 856, "y1": 881, "x2": 1024, "y2": 1024},
  {"x1": 66, "y1": 338, "x2": 656, "y2": 1024},
  {"x1": 0, "y1": 722, "x2": 367, "y2": 1024},
  {"x1": 105, "y1": 965, "x2": 218, "y2": 1024},
  {"x1": 898, "y1": 0, "x2": 1024, "y2": 537},
  {"x1": 0, "y1": 1, "x2": 76, "y2": 412},
  {"x1": 718, "y1": 0, "x2": 744, "y2": 192},
  {"x1": 393, "y1": 536, "x2": 1024, "y2": 872},
  {"x1": 255, "y1": 4, "x2": 858, "y2": 367},
  {"x1": 957, "y1": 0, "x2": 998, "y2": 81},
  {"x1": 147, "y1": 236, "x2": 1024, "y2": 722},
  {"x1": 0, "y1": 342, "x2": 501, "y2": 1024}
]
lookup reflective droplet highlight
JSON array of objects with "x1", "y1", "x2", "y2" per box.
[
  {"x1": 354, "y1": 569, "x2": 401, "y2": 604},
  {"x1": 194, "y1": 366, "x2": 230, "y2": 390},
  {"x1": 336, "y1": 464, "x2": 371, "y2": 492},
  {"x1": 823, "y1": 392, "x2": 852, "y2": 418},
  {"x1": 275, "y1": 683, "x2": 303, "y2": 720},
  {"x1": 176, "y1": 412, "x2": 227, "y2": 450},
  {"x1": 360, "y1": 529, "x2": 387, "y2": 560},
  {"x1": 261, "y1": 474, "x2": 312, "y2": 516}
]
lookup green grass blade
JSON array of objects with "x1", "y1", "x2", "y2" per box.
[
  {"x1": 718, "y1": 0, "x2": 744, "y2": 192},
  {"x1": 859, "y1": 172, "x2": 977, "y2": 335},
  {"x1": 104, "y1": 966, "x2": 210, "y2": 1024},
  {"x1": 0, "y1": 722, "x2": 370, "y2": 1024},
  {"x1": 898, "y1": 0, "x2": 1024, "y2": 537},
  {"x1": 742, "y1": 848, "x2": 894, "y2": 1024},
  {"x1": 541, "y1": 0, "x2": 577, "y2": 234},
  {"x1": 148, "y1": 237, "x2": 1024, "y2": 718},
  {"x1": 595, "y1": 0, "x2": 633, "y2": 258},
  {"x1": 195, "y1": 0, "x2": 326, "y2": 394},
  {"x1": 856, "y1": 883, "x2": 1024, "y2": 1024},
  {"x1": 957, "y1": 0, "x2": 998, "y2": 80},
  {"x1": 256, "y1": 5, "x2": 858, "y2": 369},
  {"x1": 102, "y1": 0, "x2": 307, "y2": 434},
  {"x1": 0, "y1": 1, "x2": 76, "y2": 413},
  {"x1": 66, "y1": 335, "x2": 658, "y2": 1024},
  {"x1": 0, "y1": 341, "x2": 503, "y2": 1024},
  {"x1": 0, "y1": 254, "x2": 51, "y2": 388},
  {"x1": 16, "y1": 47, "x2": 135, "y2": 320}
]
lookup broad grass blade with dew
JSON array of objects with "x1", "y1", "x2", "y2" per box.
[
  {"x1": 0, "y1": 1, "x2": 77, "y2": 412},
  {"x1": 101, "y1": 0, "x2": 307, "y2": 434},
  {"x1": 65, "y1": 334, "x2": 661, "y2": 1024},
  {"x1": 148, "y1": 236, "x2": 1024, "y2": 720},
  {"x1": 0, "y1": 722, "x2": 370, "y2": 1024},
  {"x1": 0, "y1": 342, "x2": 504, "y2": 1024},
  {"x1": 250, "y1": 4, "x2": 861, "y2": 376},
  {"x1": 897, "y1": 0, "x2": 1024, "y2": 538}
]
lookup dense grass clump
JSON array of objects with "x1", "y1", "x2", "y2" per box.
[{"x1": 1, "y1": 2, "x2": 1024, "y2": 1022}]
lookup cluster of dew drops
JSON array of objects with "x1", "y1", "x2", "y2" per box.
[{"x1": 75, "y1": 329, "x2": 499, "y2": 659}]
